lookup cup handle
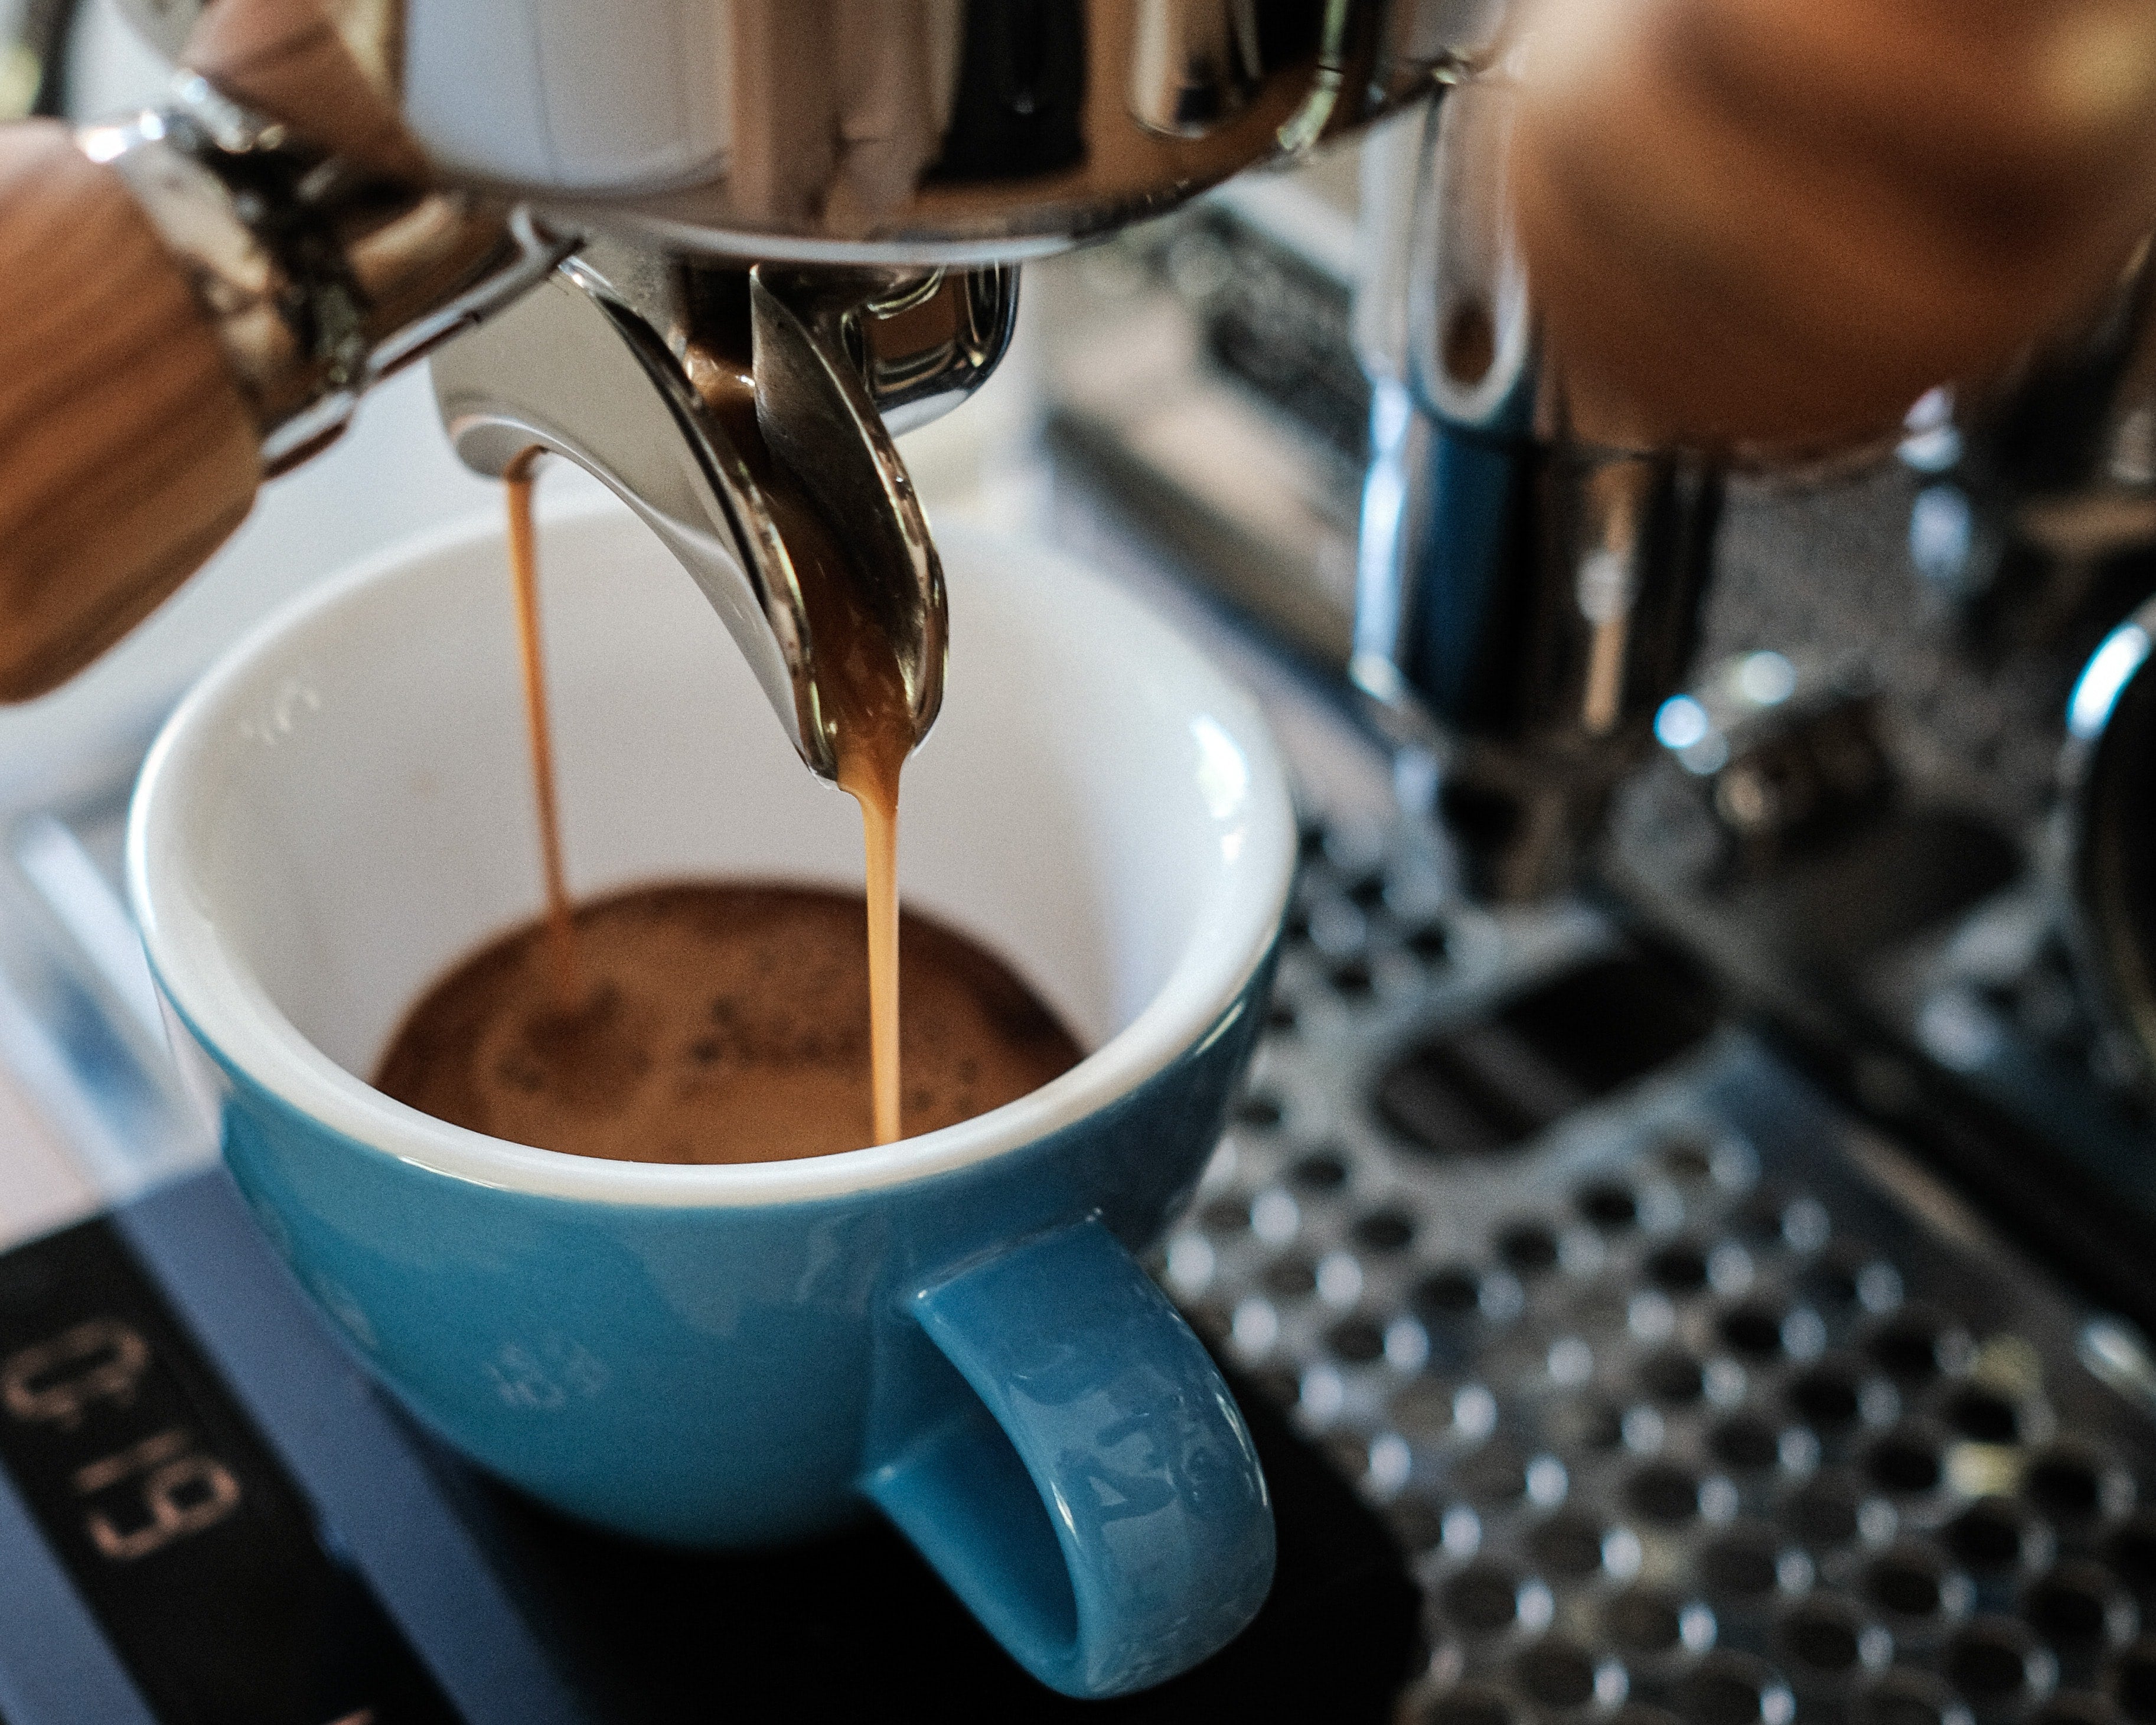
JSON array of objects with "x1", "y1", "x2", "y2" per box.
[{"x1": 859, "y1": 1217, "x2": 1275, "y2": 1698}]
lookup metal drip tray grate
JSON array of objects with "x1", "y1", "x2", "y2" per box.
[{"x1": 1163, "y1": 811, "x2": 2156, "y2": 1725}]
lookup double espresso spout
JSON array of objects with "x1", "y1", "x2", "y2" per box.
[{"x1": 430, "y1": 247, "x2": 1015, "y2": 780}]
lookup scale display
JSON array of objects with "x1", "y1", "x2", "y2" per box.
[{"x1": 0, "y1": 1215, "x2": 456, "y2": 1725}]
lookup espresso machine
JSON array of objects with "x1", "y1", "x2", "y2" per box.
[
  {"x1": 7, "y1": 1, "x2": 2156, "y2": 1721},
  {"x1": 1026, "y1": 45, "x2": 2156, "y2": 1725},
  {"x1": 0, "y1": 0, "x2": 1470, "y2": 775}
]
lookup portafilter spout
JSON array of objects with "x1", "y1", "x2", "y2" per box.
[{"x1": 429, "y1": 245, "x2": 1015, "y2": 780}]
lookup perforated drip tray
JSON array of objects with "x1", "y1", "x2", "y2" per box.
[{"x1": 1162, "y1": 811, "x2": 2156, "y2": 1725}]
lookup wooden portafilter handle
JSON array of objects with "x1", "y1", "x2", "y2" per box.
[
  {"x1": 1508, "y1": 0, "x2": 2156, "y2": 454},
  {"x1": 0, "y1": 0, "x2": 447, "y2": 703},
  {"x1": 0, "y1": 0, "x2": 514, "y2": 711},
  {"x1": 0, "y1": 121, "x2": 260, "y2": 702}
]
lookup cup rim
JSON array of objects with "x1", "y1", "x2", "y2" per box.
[{"x1": 127, "y1": 503, "x2": 1296, "y2": 1208}]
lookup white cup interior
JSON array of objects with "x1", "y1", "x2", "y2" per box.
[{"x1": 130, "y1": 498, "x2": 1294, "y2": 1204}]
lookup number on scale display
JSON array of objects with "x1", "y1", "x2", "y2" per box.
[
  {"x1": 3, "y1": 1317, "x2": 244, "y2": 1560},
  {"x1": 0, "y1": 1217, "x2": 458, "y2": 1724}
]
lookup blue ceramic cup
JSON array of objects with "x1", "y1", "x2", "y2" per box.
[{"x1": 127, "y1": 503, "x2": 1297, "y2": 1698}]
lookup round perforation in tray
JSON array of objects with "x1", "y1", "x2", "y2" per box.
[{"x1": 1157, "y1": 810, "x2": 2156, "y2": 1725}]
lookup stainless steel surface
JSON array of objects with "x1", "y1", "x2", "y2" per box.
[
  {"x1": 2063, "y1": 598, "x2": 2156, "y2": 1101},
  {"x1": 748, "y1": 263, "x2": 948, "y2": 745},
  {"x1": 1353, "y1": 79, "x2": 1723, "y2": 902},
  {"x1": 1400, "y1": 79, "x2": 1527, "y2": 442},
  {"x1": 1033, "y1": 152, "x2": 1371, "y2": 667},
  {"x1": 1179, "y1": 797, "x2": 2156, "y2": 1724},
  {"x1": 1127, "y1": 0, "x2": 1265, "y2": 138},
  {"x1": 846, "y1": 263, "x2": 1020, "y2": 437},
  {"x1": 0, "y1": 785, "x2": 210, "y2": 1211},
  {"x1": 79, "y1": 78, "x2": 560, "y2": 472},
  {"x1": 1358, "y1": 433, "x2": 1721, "y2": 902},
  {"x1": 434, "y1": 264, "x2": 824, "y2": 769},
  {"x1": 432, "y1": 250, "x2": 1008, "y2": 775},
  {"x1": 1913, "y1": 259, "x2": 2156, "y2": 658},
  {"x1": 113, "y1": 0, "x2": 1469, "y2": 263}
]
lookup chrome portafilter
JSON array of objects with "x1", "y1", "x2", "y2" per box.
[
  {"x1": 31, "y1": 0, "x2": 1467, "y2": 753},
  {"x1": 430, "y1": 247, "x2": 1015, "y2": 780}
]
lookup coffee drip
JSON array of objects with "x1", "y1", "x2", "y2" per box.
[
  {"x1": 496, "y1": 445, "x2": 917, "y2": 1152},
  {"x1": 690, "y1": 354, "x2": 917, "y2": 1150},
  {"x1": 504, "y1": 451, "x2": 579, "y2": 1005}
]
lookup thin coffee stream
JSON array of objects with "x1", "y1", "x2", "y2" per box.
[
  {"x1": 691, "y1": 361, "x2": 921, "y2": 1149},
  {"x1": 503, "y1": 453, "x2": 579, "y2": 1002},
  {"x1": 380, "y1": 426, "x2": 1050, "y2": 1162},
  {"x1": 374, "y1": 882, "x2": 1081, "y2": 1164}
]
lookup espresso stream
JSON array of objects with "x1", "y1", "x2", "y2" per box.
[
  {"x1": 376, "y1": 435, "x2": 1032, "y2": 1162},
  {"x1": 690, "y1": 360, "x2": 921, "y2": 1150},
  {"x1": 504, "y1": 452, "x2": 579, "y2": 1003}
]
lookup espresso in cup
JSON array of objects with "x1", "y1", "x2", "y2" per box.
[{"x1": 374, "y1": 881, "x2": 1082, "y2": 1163}]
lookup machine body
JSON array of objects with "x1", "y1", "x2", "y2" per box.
[{"x1": 70, "y1": 0, "x2": 1476, "y2": 774}]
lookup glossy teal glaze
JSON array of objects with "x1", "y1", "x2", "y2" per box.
[
  {"x1": 162, "y1": 948, "x2": 1277, "y2": 1698},
  {"x1": 872, "y1": 1219, "x2": 1274, "y2": 1695}
]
